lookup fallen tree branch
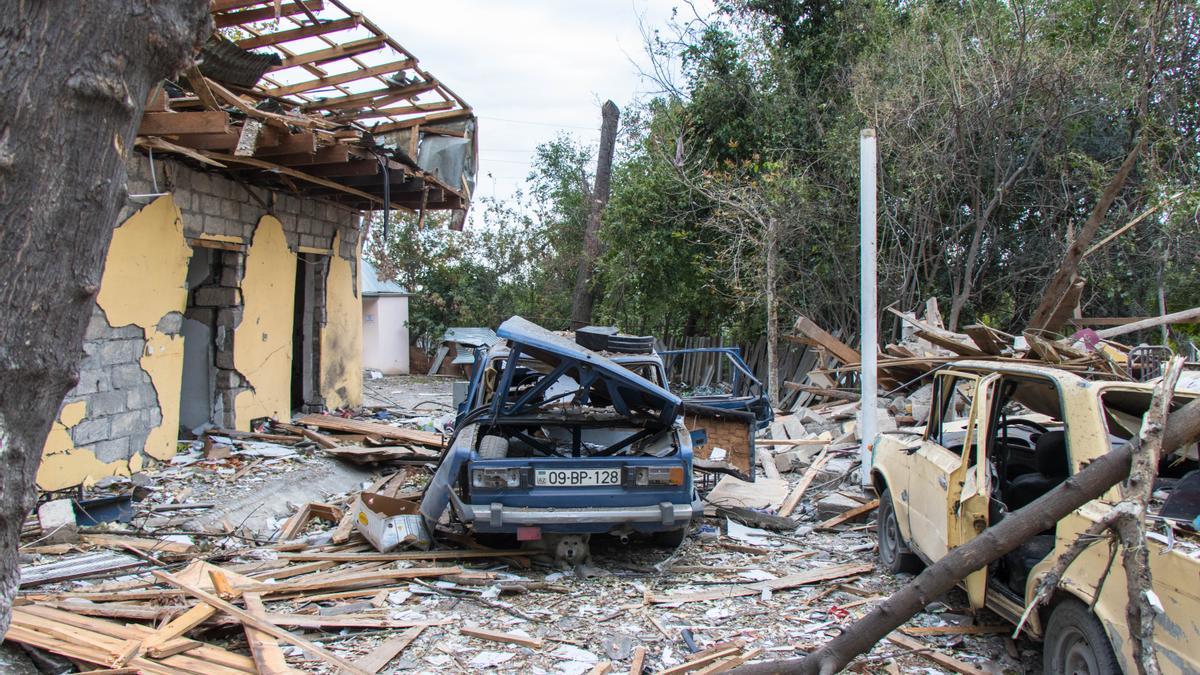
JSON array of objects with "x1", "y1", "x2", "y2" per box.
[{"x1": 730, "y1": 377, "x2": 1200, "y2": 675}]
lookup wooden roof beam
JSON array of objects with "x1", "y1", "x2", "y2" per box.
[
  {"x1": 213, "y1": 1, "x2": 325, "y2": 29},
  {"x1": 199, "y1": 151, "x2": 409, "y2": 211},
  {"x1": 370, "y1": 110, "x2": 473, "y2": 134},
  {"x1": 138, "y1": 111, "x2": 229, "y2": 136},
  {"x1": 267, "y1": 59, "x2": 415, "y2": 97},
  {"x1": 234, "y1": 16, "x2": 362, "y2": 50},
  {"x1": 269, "y1": 36, "x2": 387, "y2": 71},
  {"x1": 308, "y1": 81, "x2": 438, "y2": 113},
  {"x1": 265, "y1": 144, "x2": 352, "y2": 167}
]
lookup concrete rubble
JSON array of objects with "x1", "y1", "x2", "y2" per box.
[{"x1": 6, "y1": 369, "x2": 1047, "y2": 675}]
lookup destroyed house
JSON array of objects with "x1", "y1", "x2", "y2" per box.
[{"x1": 39, "y1": 0, "x2": 476, "y2": 490}]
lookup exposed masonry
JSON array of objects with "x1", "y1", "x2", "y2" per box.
[
  {"x1": 58, "y1": 154, "x2": 363, "y2": 466},
  {"x1": 68, "y1": 308, "x2": 167, "y2": 463}
]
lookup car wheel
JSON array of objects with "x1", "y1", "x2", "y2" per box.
[
  {"x1": 878, "y1": 488, "x2": 923, "y2": 574},
  {"x1": 1044, "y1": 599, "x2": 1121, "y2": 675},
  {"x1": 653, "y1": 527, "x2": 687, "y2": 548},
  {"x1": 477, "y1": 435, "x2": 509, "y2": 459}
]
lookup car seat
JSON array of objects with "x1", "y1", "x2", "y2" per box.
[{"x1": 1005, "y1": 430, "x2": 1069, "y2": 511}]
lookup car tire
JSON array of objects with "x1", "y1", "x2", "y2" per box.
[
  {"x1": 878, "y1": 488, "x2": 923, "y2": 574},
  {"x1": 653, "y1": 527, "x2": 688, "y2": 548},
  {"x1": 477, "y1": 435, "x2": 509, "y2": 459},
  {"x1": 1043, "y1": 598, "x2": 1121, "y2": 675}
]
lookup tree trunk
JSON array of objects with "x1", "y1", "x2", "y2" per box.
[
  {"x1": 570, "y1": 100, "x2": 619, "y2": 328},
  {"x1": 730, "y1": 395, "x2": 1200, "y2": 675},
  {"x1": 0, "y1": 0, "x2": 210, "y2": 634},
  {"x1": 765, "y1": 216, "x2": 780, "y2": 405}
]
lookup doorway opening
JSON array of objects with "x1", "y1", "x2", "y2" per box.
[{"x1": 292, "y1": 252, "x2": 327, "y2": 413}]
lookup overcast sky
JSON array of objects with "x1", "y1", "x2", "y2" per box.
[{"x1": 356, "y1": 0, "x2": 710, "y2": 217}]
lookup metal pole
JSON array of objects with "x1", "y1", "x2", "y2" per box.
[{"x1": 859, "y1": 129, "x2": 878, "y2": 487}]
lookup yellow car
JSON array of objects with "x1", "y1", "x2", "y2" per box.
[{"x1": 870, "y1": 361, "x2": 1200, "y2": 674}]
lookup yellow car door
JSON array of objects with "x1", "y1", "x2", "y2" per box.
[{"x1": 905, "y1": 371, "x2": 998, "y2": 609}]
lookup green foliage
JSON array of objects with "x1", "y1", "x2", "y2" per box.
[{"x1": 370, "y1": 0, "x2": 1200, "y2": 353}]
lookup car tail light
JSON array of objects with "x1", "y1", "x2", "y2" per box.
[
  {"x1": 634, "y1": 467, "x2": 685, "y2": 486},
  {"x1": 472, "y1": 467, "x2": 522, "y2": 488}
]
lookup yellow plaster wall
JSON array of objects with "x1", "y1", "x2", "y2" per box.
[
  {"x1": 38, "y1": 195, "x2": 189, "y2": 488},
  {"x1": 234, "y1": 216, "x2": 296, "y2": 429},
  {"x1": 320, "y1": 232, "x2": 363, "y2": 410}
]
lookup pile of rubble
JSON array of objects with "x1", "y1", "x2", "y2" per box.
[{"x1": 7, "y1": 373, "x2": 1037, "y2": 674}]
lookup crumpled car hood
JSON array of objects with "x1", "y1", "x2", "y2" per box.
[{"x1": 497, "y1": 316, "x2": 681, "y2": 424}]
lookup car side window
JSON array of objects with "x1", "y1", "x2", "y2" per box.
[{"x1": 925, "y1": 371, "x2": 985, "y2": 458}]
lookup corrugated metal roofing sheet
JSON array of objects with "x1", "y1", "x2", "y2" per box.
[{"x1": 361, "y1": 258, "x2": 407, "y2": 296}]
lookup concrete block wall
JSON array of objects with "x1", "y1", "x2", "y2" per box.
[
  {"x1": 66, "y1": 307, "x2": 166, "y2": 463},
  {"x1": 122, "y1": 156, "x2": 361, "y2": 265},
  {"x1": 55, "y1": 153, "x2": 364, "y2": 471}
]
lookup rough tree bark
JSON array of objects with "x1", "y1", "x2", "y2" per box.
[
  {"x1": 570, "y1": 100, "x2": 619, "y2": 328},
  {"x1": 0, "y1": 1, "x2": 210, "y2": 633},
  {"x1": 730, "y1": 393, "x2": 1200, "y2": 675}
]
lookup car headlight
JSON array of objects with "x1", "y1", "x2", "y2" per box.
[
  {"x1": 472, "y1": 467, "x2": 522, "y2": 488},
  {"x1": 633, "y1": 466, "x2": 685, "y2": 486}
]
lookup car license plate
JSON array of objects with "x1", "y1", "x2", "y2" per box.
[{"x1": 534, "y1": 468, "x2": 620, "y2": 487}]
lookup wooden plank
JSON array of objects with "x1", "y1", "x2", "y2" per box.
[
  {"x1": 913, "y1": 329, "x2": 987, "y2": 357},
  {"x1": 962, "y1": 324, "x2": 1010, "y2": 356},
  {"x1": 80, "y1": 534, "x2": 195, "y2": 555},
  {"x1": 253, "y1": 131, "x2": 317, "y2": 157},
  {"x1": 900, "y1": 625, "x2": 1009, "y2": 636},
  {"x1": 269, "y1": 59, "x2": 415, "y2": 97},
  {"x1": 757, "y1": 447, "x2": 782, "y2": 481},
  {"x1": 235, "y1": 16, "x2": 361, "y2": 50},
  {"x1": 757, "y1": 438, "x2": 830, "y2": 446},
  {"x1": 138, "y1": 111, "x2": 229, "y2": 136},
  {"x1": 695, "y1": 647, "x2": 763, "y2": 674},
  {"x1": 294, "y1": 414, "x2": 444, "y2": 448},
  {"x1": 778, "y1": 448, "x2": 829, "y2": 517},
  {"x1": 629, "y1": 646, "x2": 647, "y2": 675},
  {"x1": 243, "y1": 593, "x2": 298, "y2": 675},
  {"x1": 886, "y1": 633, "x2": 988, "y2": 675},
  {"x1": 152, "y1": 570, "x2": 370, "y2": 675},
  {"x1": 792, "y1": 316, "x2": 860, "y2": 365},
  {"x1": 213, "y1": 1, "x2": 325, "y2": 29},
  {"x1": 352, "y1": 625, "x2": 426, "y2": 673},
  {"x1": 270, "y1": 36, "x2": 387, "y2": 71},
  {"x1": 646, "y1": 563, "x2": 873, "y2": 604},
  {"x1": 138, "y1": 603, "x2": 219, "y2": 659},
  {"x1": 195, "y1": 151, "x2": 406, "y2": 211},
  {"x1": 260, "y1": 614, "x2": 447, "y2": 630},
  {"x1": 266, "y1": 144, "x2": 352, "y2": 167},
  {"x1": 302, "y1": 81, "x2": 436, "y2": 113},
  {"x1": 588, "y1": 662, "x2": 613, "y2": 675},
  {"x1": 657, "y1": 640, "x2": 745, "y2": 675},
  {"x1": 816, "y1": 499, "x2": 879, "y2": 529},
  {"x1": 459, "y1": 625, "x2": 543, "y2": 649},
  {"x1": 14, "y1": 605, "x2": 257, "y2": 673},
  {"x1": 261, "y1": 565, "x2": 462, "y2": 594},
  {"x1": 279, "y1": 549, "x2": 528, "y2": 562},
  {"x1": 304, "y1": 160, "x2": 380, "y2": 178}
]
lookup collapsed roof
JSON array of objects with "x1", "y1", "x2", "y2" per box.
[{"x1": 136, "y1": 0, "x2": 476, "y2": 223}]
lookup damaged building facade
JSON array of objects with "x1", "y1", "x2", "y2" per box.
[{"x1": 39, "y1": 0, "x2": 476, "y2": 490}]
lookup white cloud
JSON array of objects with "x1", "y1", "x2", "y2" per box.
[{"x1": 354, "y1": 0, "x2": 711, "y2": 214}]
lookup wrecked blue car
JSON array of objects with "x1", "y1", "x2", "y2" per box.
[
  {"x1": 660, "y1": 347, "x2": 774, "y2": 430},
  {"x1": 420, "y1": 317, "x2": 702, "y2": 547}
]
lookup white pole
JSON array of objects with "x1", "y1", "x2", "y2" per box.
[{"x1": 859, "y1": 129, "x2": 878, "y2": 488}]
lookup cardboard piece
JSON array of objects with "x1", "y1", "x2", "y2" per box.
[{"x1": 353, "y1": 492, "x2": 430, "y2": 551}]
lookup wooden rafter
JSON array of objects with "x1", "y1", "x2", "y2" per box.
[
  {"x1": 269, "y1": 36, "x2": 386, "y2": 71},
  {"x1": 268, "y1": 59, "x2": 414, "y2": 97},
  {"x1": 212, "y1": 1, "x2": 325, "y2": 29},
  {"x1": 234, "y1": 16, "x2": 362, "y2": 50}
]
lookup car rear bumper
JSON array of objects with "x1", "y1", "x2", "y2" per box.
[{"x1": 450, "y1": 490, "x2": 700, "y2": 530}]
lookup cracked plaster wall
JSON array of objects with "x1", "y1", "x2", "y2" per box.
[{"x1": 38, "y1": 155, "x2": 365, "y2": 488}]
